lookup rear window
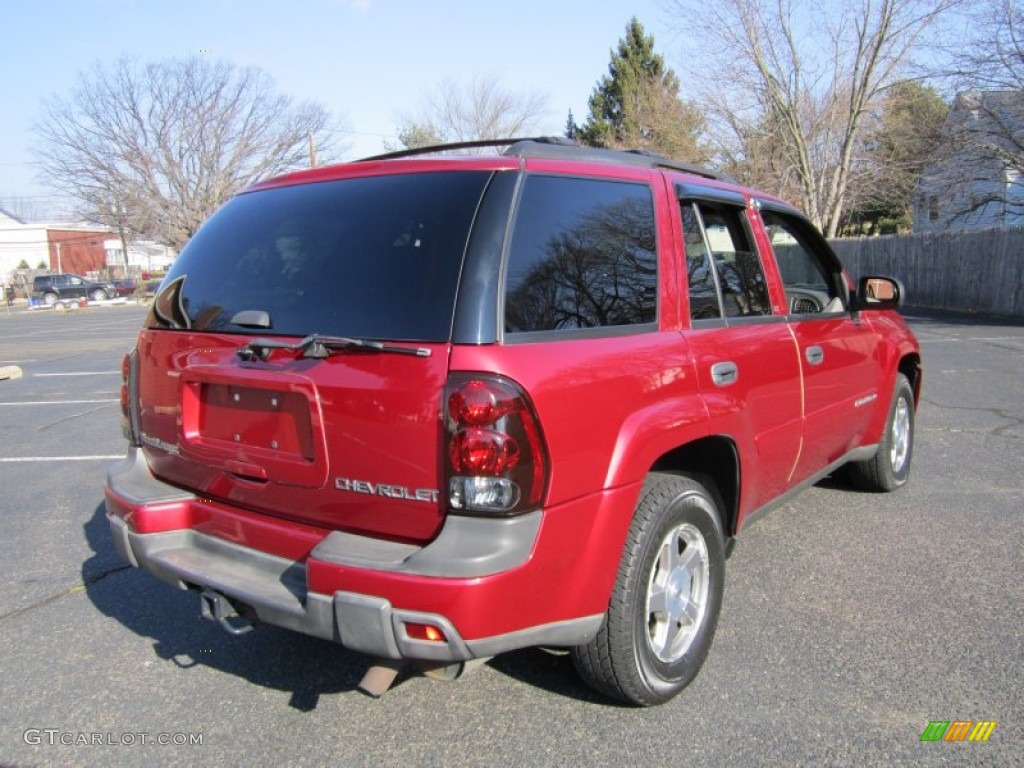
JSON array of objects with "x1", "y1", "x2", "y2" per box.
[{"x1": 147, "y1": 171, "x2": 492, "y2": 341}]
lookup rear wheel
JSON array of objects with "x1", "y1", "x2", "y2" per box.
[
  {"x1": 42, "y1": 292, "x2": 58, "y2": 306},
  {"x1": 845, "y1": 373, "x2": 914, "y2": 492},
  {"x1": 571, "y1": 472, "x2": 725, "y2": 706},
  {"x1": 90, "y1": 288, "x2": 108, "y2": 301}
]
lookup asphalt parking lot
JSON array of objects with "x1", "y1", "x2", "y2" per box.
[{"x1": 0, "y1": 304, "x2": 1021, "y2": 767}]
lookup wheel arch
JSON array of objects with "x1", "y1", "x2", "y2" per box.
[
  {"x1": 899, "y1": 353, "x2": 922, "y2": 410},
  {"x1": 649, "y1": 436, "x2": 740, "y2": 538}
]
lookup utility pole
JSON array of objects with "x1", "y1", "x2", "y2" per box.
[
  {"x1": 308, "y1": 131, "x2": 317, "y2": 168},
  {"x1": 55, "y1": 241, "x2": 62, "y2": 273}
]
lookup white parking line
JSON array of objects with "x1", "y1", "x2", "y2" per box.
[
  {"x1": 32, "y1": 371, "x2": 121, "y2": 377},
  {"x1": 0, "y1": 456, "x2": 123, "y2": 463},
  {"x1": 0, "y1": 399, "x2": 119, "y2": 406},
  {"x1": 919, "y1": 336, "x2": 1023, "y2": 343}
]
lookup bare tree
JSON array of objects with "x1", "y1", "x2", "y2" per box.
[
  {"x1": 954, "y1": 0, "x2": 1024, "y2": 90},
  {"x1": 0, "y1": 195, "x2": 49, "y2": 223},
  {"x1": 395, "y1": 75, "x2": 549, "y2": 151},
  {"x1": 667, "y1": 0, "x2": 962, "y2": 237},
  {"x1": 34, "y1": 57, "x2": 342, "y2": 251}
]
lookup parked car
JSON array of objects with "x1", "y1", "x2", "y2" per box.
[
  {"x1": 32, "y1": 273, "x2": 116, "y2": 305},
  {"x1": 106, "y1": 138, "x2": 921, "y2": 706},
  {"x1": 107, "y1": 278, "x2": 163, "y2": 300},
  {"x1": 112, "y1": 279, "x2": 138, "y2": 298}
]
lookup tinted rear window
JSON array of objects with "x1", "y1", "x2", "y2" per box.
[{"x1": 148, "y1": 171, "x2": 492, "y2": 341}]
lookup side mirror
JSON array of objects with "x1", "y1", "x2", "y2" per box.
[{"x1": 854, "y1": 275, "x2": 904, "y2": 311}]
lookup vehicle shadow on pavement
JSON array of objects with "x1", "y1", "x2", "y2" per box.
[
  {"x1": 485, "y1": 649, "x2": 627, "y2": 707},
  {"x1": 80, "y1": 501, "x2": 418, "y2": 711},
  {"x1": 81, "y1": 501, "x2": 632, "y2": 707}
]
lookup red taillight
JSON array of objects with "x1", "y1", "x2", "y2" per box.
[
  {"x1": 121, "y1": 350, "x2": 141, "y2": 446},
  {"x1": 444, "y1": 375, "x2": 547, "y2": 516},
  {"x1": 449, "y1": 427, "x2": 521, "y2": 474},
  {"x1": 448, "y1": 379, "x2": 515, "y2": 426}
]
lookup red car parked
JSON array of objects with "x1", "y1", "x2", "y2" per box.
[{"x1": 106, "y1": 139, "x2": 921, "y2": 705}]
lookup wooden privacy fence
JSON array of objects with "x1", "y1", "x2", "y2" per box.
[{"x1": 830, "y1": 228, "x2": 1024, "y2": 318}]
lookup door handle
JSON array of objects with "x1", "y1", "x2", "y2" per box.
[
  {"x1": 806, "y1": 346, "x2": 824, "y2": 366},
  {"x1": 224, "y1": 459, "x2": 268, "y2": 482},
  {"x1": 711, "y1": 361, "x2": 738, "y2": 387}
]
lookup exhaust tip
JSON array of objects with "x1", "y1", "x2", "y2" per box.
[{"x1": 357, "y1": 660, "x2": 404, "y2": 698}]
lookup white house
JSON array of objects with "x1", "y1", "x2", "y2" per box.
[
  {"x1": 0, "y1": 208, "x2": 50, "y2": 279},
  {"x1": 2, "y1": 207, "x2": 174, "y2": 289},
  {"x1": 103, "y1": 238, "x2": 176, "y2": 274},
  {"x1": 913, "y1": 91, "x2": 1024, "y2": 232}
]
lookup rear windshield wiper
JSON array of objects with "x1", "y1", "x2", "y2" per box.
[{"x1": 237, "y1": 334, "x2": 432, "y2": 361}]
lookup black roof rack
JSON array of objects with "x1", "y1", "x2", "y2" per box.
[
  {"x1": 504, "y1": 139, "x2": 735, "y2": 183},
  {"x1": 357, "y1": 137, "x2": 734, "y2": 183},
  {"x1": 357, "y1": 138, "x2": 538, "y2": 162}
]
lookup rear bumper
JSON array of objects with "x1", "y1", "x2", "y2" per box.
[{"x1": 105, "y1": 448, "x2": 628, "y2": 661}]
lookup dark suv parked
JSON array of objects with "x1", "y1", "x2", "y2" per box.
[
  {"x1": 106, "y1": 138, "x2": 921, "y2": 705},
  {"x1": 32, "y1": 273, "x2": 115, "y2": 305}
]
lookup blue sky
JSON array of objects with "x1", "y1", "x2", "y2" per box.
[{"x1": 0, "y1": 0, "x2": 678, "y2": 213}]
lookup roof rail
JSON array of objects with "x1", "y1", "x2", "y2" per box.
[
  {"x1": 504, "y1": 140, "x2": 734, "y2": 182},
  {"x1": 357, "y1": 137, "x2": 734, "y2": 182},
  {"x1": 357, "y1": 137, "x2": 541, "y2": 162}
]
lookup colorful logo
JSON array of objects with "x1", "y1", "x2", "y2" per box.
[{"x1": 920, "y1": 721, "x2": 997, "y2": 742}]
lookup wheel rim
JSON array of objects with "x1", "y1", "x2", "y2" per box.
[
  {"x1": 890, "y1": 396, "x2": 911, "y2": 473},
  {"x1": 645, "y1": 522, "x2": 710, "y2": 663}
]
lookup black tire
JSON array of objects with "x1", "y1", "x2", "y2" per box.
[
  {"x1": 89, "y1": 289, "x2": 108, "y2": 301},
  {"x1": 42, "y1": 292, "x2": 58, "y2": 306},
  {"x1": 845, "y1": 373, "x2": 915, "y2": 492},
  {"x1": 571, "y1": 472, "x2": 725, "y2": 706}
]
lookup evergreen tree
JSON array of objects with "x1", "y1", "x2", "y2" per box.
[
  {"x1": 579, "y1": 18, "x2": 708, "y2": 161},
  {"x1": 564, "y1": 109, "x2": 579, "y2": 140}
]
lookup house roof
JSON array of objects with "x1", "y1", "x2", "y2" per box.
[
  {"x1": 945, "y1": 90, "x2": 1024, "y2": 146},
  {"x1": 0, "y1": 206, "x2": 27, "y2": 226}
]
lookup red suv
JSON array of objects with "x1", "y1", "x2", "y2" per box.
[{"x1": 106, "y1": 139, "x2": 921, "y2": 705}]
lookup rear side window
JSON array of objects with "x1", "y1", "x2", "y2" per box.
[
  {"x1": 147, "y1": 171, "x2": 492, "y2": 341},
  {"x1": 504, "y1": 175, "x2": 657, "y2": 333},
  {"x1": 679, "y1": 198, "x2": 771, "y2": 320},
  {"x1": 680, "y1": 204, "x2": 721, "y2": 320}
]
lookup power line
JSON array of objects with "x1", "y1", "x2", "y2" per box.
[{"x1": 0, "y1": 233, "x2": 118, "y2": 247}]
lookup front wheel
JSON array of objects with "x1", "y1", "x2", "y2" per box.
[
  {"x1": 571, "y1": 472, "x2": 725, "y2": 706},
  {"x1": 845, "y1": 373, "x2": 915, "y2": 492},
  {"x1": 89, "y1": 289, "x2": 108, "y2": 301}
]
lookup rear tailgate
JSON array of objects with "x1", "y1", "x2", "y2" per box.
[
  {"x1": 128, "y1": 167, "x2": 499, "y2": 543},
  {"x1": 137, "y1": 331, "x2": 449, "y2": 542}
]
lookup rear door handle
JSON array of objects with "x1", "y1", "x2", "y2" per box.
[
  {"x1": 806, "y1": 346, "x2": 824, "y2": 365},
  {"x1": 224, "y1": 459, "x2": 268, "y2": 482},
  {"x1": 711, "y1": 361, "x2": 738, "y2": 387}
]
